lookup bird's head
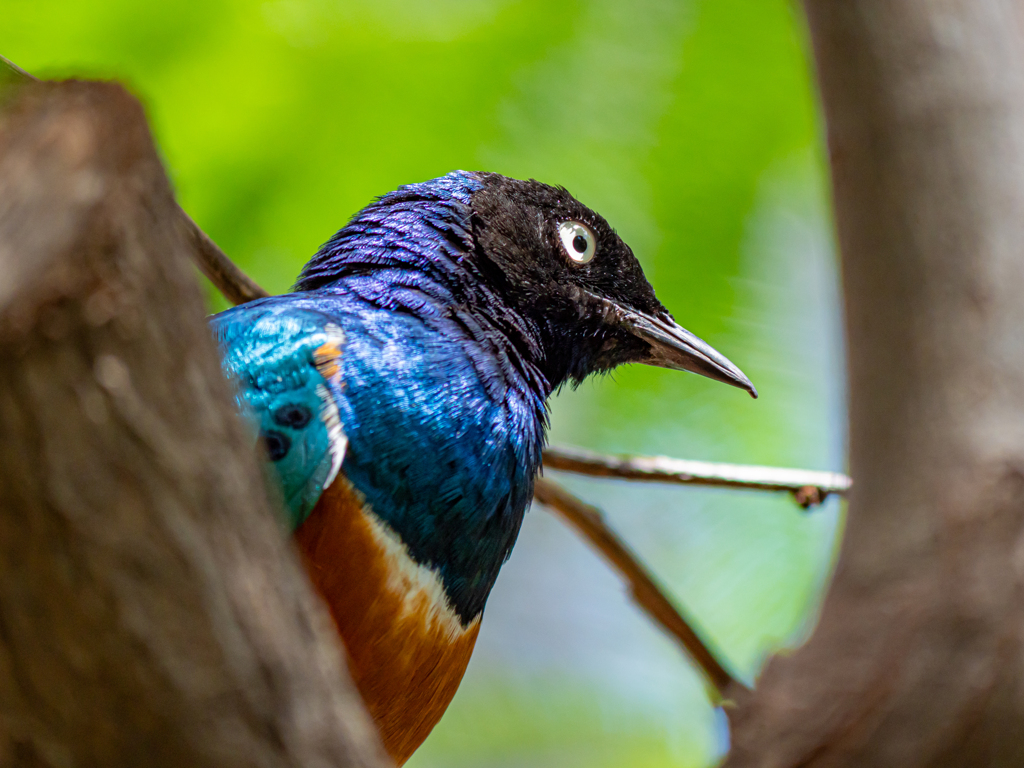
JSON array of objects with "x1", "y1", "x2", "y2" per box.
[
  {"x1": 467, "y1": 173, "x2": 756, "y2": 396},
  {"x1": 298, "y1": 171, "x2": 756, "y2": 398}
]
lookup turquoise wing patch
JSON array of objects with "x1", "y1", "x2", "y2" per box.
[{"x1": 212, "y1": 304, "x2": 348, "y2": 530}]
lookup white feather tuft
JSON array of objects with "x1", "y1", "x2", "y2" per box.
[{"x1": 316, "y1": 383, "x2": 347, "y2": 489}]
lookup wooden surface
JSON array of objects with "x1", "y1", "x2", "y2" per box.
[
  {"x1": 0, "y1": 80, "x2": 389, "y2": 767},
  {"x1": 725, "y1": 3, "x2": 1024, "y2": 765}
]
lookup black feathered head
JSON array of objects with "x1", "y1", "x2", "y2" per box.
[
  {"x1": 468, "y1": 173, "x2": 756, "y2": 395},
  {"x1": 298, "y1": 171, "x2": 756, "y2": 397}
]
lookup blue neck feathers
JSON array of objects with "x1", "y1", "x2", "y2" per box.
[{"x1": 297, "y1": 172, "x2": 551, "y2": 622}]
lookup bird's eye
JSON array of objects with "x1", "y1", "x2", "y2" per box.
[{"x1": 558, "y1": 221, "x2": 596, "y2": 264}]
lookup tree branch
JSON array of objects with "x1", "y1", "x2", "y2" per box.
[
  {"x1": 533, "y1": 478, "x2": 740, "y2": 696},
  {"x1": 180, "y1": 209, "x2": 270, "y2": 305},
  {"x1": 0, "y1": 79, "x2": 388, "y2": 767},
  {"x1": 724, "y1": 2, "x2": 1024, "y2": 764},
  {"x1": 0, "y1": 54, "x2": 36, "y2": 83},
  {"x1": 543, "y1": 445, "x2": 850, "y2": 508}
]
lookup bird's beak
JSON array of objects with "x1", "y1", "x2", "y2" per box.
[{"x1": 615, "y1": 305, "x2": 758, "y2": 398}]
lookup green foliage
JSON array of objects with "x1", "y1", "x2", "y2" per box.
[{"x1": 7, "y1": 1, "x2": 841, "y2": 764}]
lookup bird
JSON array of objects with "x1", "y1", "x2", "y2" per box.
[{"x1": 210, "y1": 171, "x2": 755, "y2": 765}]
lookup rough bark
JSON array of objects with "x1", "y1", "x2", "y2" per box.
[
  {"x1": 725, "y1": 3, "x2": 1024, "y2": 766},
  {"x1": 0, "y1": 81, "x2": 389, "y2": 767}
]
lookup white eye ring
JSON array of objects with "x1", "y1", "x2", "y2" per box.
[{"x1": 558, "y1": 221, "x2": 596, "y2": 264}]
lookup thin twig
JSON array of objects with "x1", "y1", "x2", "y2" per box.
[
  {"x1": 544, "y1": 445, "x2": 851, "y2": 508},
  {"x1": 179, "y1": 209, "x2": 270, "y2": 304},
  {"x1": 533, "y1": 477, "x2": 740, "y2": 696},
  {"x1": 0, "y1": 54, "x2": 37, "y2": 82}
]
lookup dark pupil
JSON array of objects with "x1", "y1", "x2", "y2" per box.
[
  {"x1": 572, "y1": 234, "x2": 588, "y2": 253},
  {"x1": 262, "y1": 430, "x2": 291, "y2": 462},
  {"x1": 273, "y1": 403, "x2": 312, "y2": 429}
]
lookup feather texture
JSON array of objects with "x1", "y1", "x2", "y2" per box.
[
  {"x1": 209, "y1": 170, "x2": 752, "y2": 763},
  {"x1": 212, "y1": 173, "x2": 549, "y2": 620}
]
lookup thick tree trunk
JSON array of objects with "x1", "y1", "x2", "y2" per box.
[
  {"x1": 725, "y1": 3, "x2": 1024, "y2": 766},
  {"x1": 0, "y1": 81, "x2": 388, "y2": 767}
]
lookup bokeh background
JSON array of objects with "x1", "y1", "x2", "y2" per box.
[{"x1": 5, "y1": 1, "x2": 845, "y2": 765}]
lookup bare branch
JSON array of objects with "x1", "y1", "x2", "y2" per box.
[
  {"x1": 0, "y1": 54, "x2": 36, "y2": 83},
  {"x1": 533, "y1": 477, "x2": 741, "y2": 697},
  {"x1": 544, "y1": 445, "x2": 851, "y2": 508},
  {"x1": 724, "y1": 2, "x2": 1024, "y2": 764},
  {"x1": 0, "y1": 79, "x2": 388, "y2": 767},
  {"x1": 179, "y1": 209, "x2": 270, "y2": 305},
  {"x1": 0, "y1": 54, "x2": 267, "y2": 307}
]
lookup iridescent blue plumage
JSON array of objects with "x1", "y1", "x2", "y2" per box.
[
  {"x1": 213, "y1": 169, "x2": 758, "y2": 624},
  {"x1": 212, "y1": 172, "x2": 548, "y2": 621},
  {"x1": 214, "y1": 306, "x2": 347, "y2": 529},
  {"x1": 211, "y1": 170, "x2": 756, "y2": 764}
]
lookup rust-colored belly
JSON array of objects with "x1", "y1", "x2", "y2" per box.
[{"x1": 294, "y1": 478, "x2": 480, "y2": 765}]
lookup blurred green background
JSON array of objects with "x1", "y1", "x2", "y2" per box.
[{"x1": 5, "y1": 1, "x2": 845, "y2": 764}]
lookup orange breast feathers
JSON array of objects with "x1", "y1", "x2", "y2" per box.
[{"x1": 294, "y1": 477, "x2": 480, "y2": 766}]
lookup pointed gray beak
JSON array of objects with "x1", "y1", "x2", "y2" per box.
[{"x1": 617, "y1": 306, "x2": 757, "y2": 398}]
